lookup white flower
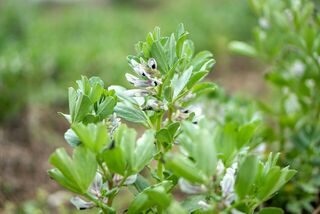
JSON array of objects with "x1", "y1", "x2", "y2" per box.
[
  {"x1": 284, "y1": 93, "x2": 300, "y2": 114},
  {"x1": 89, "y1": 172, "x2": 103, "y2": 196},
  {"x1": 70, "y1": 196, "x2": 95, "y2": 210},
  {"x1": 220, "y1": 163, "x2": 238, "y2": 205},
  {"x1": 216, "y1": 159, "x2": 225, "y2": 176},
  {"x1": 197, "y1": 200, "x2": 211, "y2": 210},
  {"x1": 305, "y1": 79, "x2": 315, "y2": 89},
  {"x1": 254, "y1": 143, "x2": 267, "y2": 155},
  {"x1": 124, "y1": 89, "x2": 150, "y2": 97},
  {"x1": 113, "y1": 174, "x2": 138, "y2": 186},
  {"x1": 178, "y1": 178, "x2": 206, "y2": 194},
  {"x1": 259, "y1": 18, "x2": 270, "y2": 29},
  {"x1": 125, "y1": 73, "x2": 161, "y2": 87},
  {"x1": 220, "y1": 167, "x2": 236, "y2": 197},
  {"x1": 282, "y1": 87, "x2": 290, "y2": 95},
  {"x1": 231, "y1": 162, "x2": 238, "y2": 170},
  {"x1": 290, "y1": 60, "x2": 305, "y2": 77},
  {"x1": 143, "y1": 99, "x2": 166, "y2": 111},
  {"x1": 285, "y1": 9, "x2": 293, "y2": 22},
  {"x1": 292, "y1": 0, "x2": 301, "y2": 10},
  {"x1": 178, "y1": 105, "x2": 203, "y2": 124},
  {"x1": 124, "y1": 174, "x2": 138, "y2": 185},
  {"x1": 130, "y1": 59, "x2": 151, "y2": 79},
  {"x1": 148, "y1": 58, "x2": 157, "y2": 70}
]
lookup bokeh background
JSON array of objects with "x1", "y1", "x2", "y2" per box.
[{"x1": 0, "y1": 0, "x2": 266, "y2": 212}]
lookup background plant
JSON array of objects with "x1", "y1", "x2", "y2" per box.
[
  {"x1": 230, "y1": 0, "x2": 320, "y2": 213},
  {"x1": 1, "y1": 1, "x2": 262, "y2": 211},
  {"x1": 48, "y1": 24, "x2": 295, "y2": 214}
]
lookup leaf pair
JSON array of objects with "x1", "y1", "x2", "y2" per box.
[
  {"x1": 127, "y1": 181, "x2": 173, "y2": 213},
  {"x1": 102, "y1": 125, "x2": 155, "y2": 176},
  {"x1": 48, "y1": 147, "x2": 97, "y2": 195},
  {"x1": 213, "y1": 121, "x2": 260, "y2": 165},
  {"x1": 234, "y1": 153, "x2": 296, "y2": 212},
  {"x1": 165, "y1": 121, "x2": 217, "y2": 184},
  {"x1": 64, "y1": 76, "x2": 117, "y2": 124}
]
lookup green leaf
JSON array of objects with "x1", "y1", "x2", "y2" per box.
[
  {"x1": 186, "y1": 71, "x2": 209, "y2": 89},
  {"x1": 257, "y1": 166, "x2": 282, "y2": 201},
  {"x1": 176, "y1": 32, "x2": 189, "y2": 58},
  {"x1": 192, "y1": 82, "x2": 217, "y2": 95},
  {"x1": 258, "y1": 165, "x2": 296, "y2": 202},
  {"x1": 96, "y1": 96, "x2": 116, "y2": 119},
  {"x1": 48, "y1": 168, "x2": 82, "y2": 194},
  {"x1": 68, "y1": 87, "x2": 93, "y2": 123},
  {"x1": 151, "y1": 41, "x2": 169, "y2": 74},
  {"x1": 89, "y1": 76, "x2": 104, "y2": 88},
  {"x1": 181, "y1": 40, "x2": 194, "y2": 60},
  {"x1": 145, "y1": 186, "x2": 172, "y2": 208},
  {"x1": 237, "y1": 122, "x2": 260, "y2": 149},
  {"x1": 176, "y1": 23, "x2": 186, "y2": 38},
  {"x1": 156, "y1": 129, "x2": 172, "y2": 145},
  {"x1": 229, "y1": 41, "x2": 257, "y2": 57},
  {"x1": 103, "y1": 126, "x2": 155, "y2": 176},
  {"x1": 133, "y1": 174, "x2": 150, "y2": 193},
  {"x1": 258, "y1": 207, "x2": 284, "y2": 214},
  {"x1": 167, "y1": 33, "x2": 176, "y2": 67},
  {"x1": 165, "y1": 154, "x2": 207, "y2": 183},
  {"x1": 103, "y1": 146, "x2": 127, "y2": 175},
  {"x1": 127, "y1": 191, "x2": 151, "y2": 214},
  {"x1": 127, "y1": 181, "x2": 173, "y2": 214},
  {"x1": 49, "y1": 147, "x2": 97, "y2": 194},
  {"x1": 213, "y1": 123, "x2": 238, "y2": 163},
  {"x1": 167, "y1": 201, "x2": 187, "y2": 214},
  {"x1": 194, "y1": 129, "x2": 217, "y2": 177},
  {"x1": 102, "y1": 125, "x2": 135, "y2": 175},
  {"x1": 191, "y1": 51, "x2": 214, "y2": 72},
  {"x1": 179, "y1": 121, "x2": 216, "y2": 177},
  {"x1": 167, "y1": 122, "x2": 180, "y2": 137},
  {"x1": 164, "y1": 86, "x2": 173, "y2": 102},
  {"x1": 115, "y1": 102, "x2": 149, "y2": 127},
  {"x1": 72, "y1": 122, "x2": 110, "y2": 153},
  {"x1": 134, "y1": 130, "x2": 156, "y2": 172},
  {"x1": 88, "y1": 81, "x2": 103, "y2": 103},
  {"x1": 235, "y1": 155, "x2": 259, "y2": 199},
  {"x1": 114, "y1": 124, "x2": 136, "y2": 172},
  {"x1": 172, "y1": 66, "x2": 193, "y2": 99}
]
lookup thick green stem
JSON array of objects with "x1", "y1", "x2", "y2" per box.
[
  {"x1": 168, "y1": 106, "x2": 173, "y2": 122},
  {"x1": 107, "y1": 179, "x2": 114, "y2": 207},
  {"x1": 156, "y1": 112, "x2": 164, "y2": 181}
]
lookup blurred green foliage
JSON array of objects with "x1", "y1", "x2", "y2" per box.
[
  {"x1": 230, "y1": 0, "x2": 320, "y2": 213},
  {"x1": 0, "y1": 0, "x2": 254, "y2": 123}
]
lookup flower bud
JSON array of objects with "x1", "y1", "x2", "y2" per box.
[
  {"x1": 124, "y1": 89, "x2": 150, "y2": 97},
  {"x1": 130, "y1": 59, "x2": 152, "y2": 79},
  {"x1": 148, "y1": 58, "x2": 157, "y2": 70},
  {"x1": 125, "y1": 73, "x2": 161, "y2": 87}
]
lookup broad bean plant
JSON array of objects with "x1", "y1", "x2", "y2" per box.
[
  {"x1": 48, "y1": 24, "x2": 295, "y2": 213},
  {"x1": 230, "y1": 0, "x2": 320, "y2": 213}
]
